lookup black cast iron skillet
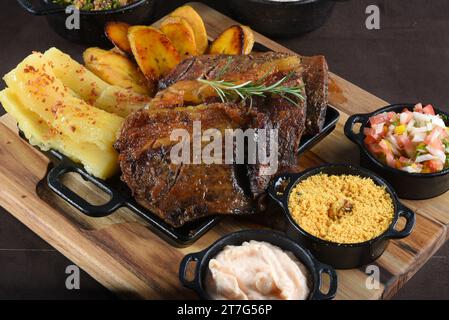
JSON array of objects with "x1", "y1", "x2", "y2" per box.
[
  {"x1": 268, "y1": 164, "x2": 416, "y2": 269},
  {"x1": 179, "y1": 229, "x2": 337, "y2": 300},
  {"x1": 227, "y1": 0, "x2": 349, "y2": 38},
  {"x1": 345, "y1": 104, "x2": 449, "y2": 200},
  {"x1": 16, "y1": 0, "x2": 155, "y2": 45},
  {"x1": 16, "y1": 104, "x2": 338, "y2": 247}
]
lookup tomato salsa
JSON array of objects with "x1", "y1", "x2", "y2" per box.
[{"x1": 364, "y1": 104, "x2": 449, "y2": 173}]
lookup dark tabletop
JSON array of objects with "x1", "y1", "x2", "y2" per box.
[{"x1": 0, "y1": 0, "x2": 448, "y2": 299}]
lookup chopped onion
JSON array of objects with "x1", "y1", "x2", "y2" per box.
[
  {"x1": 388, "y1": 124, "x2": 395, "y2": 133},
  {"x1": 426, "y1": 145, "x2": 446, "y2": 163},
  {"x1": 374, "y1": 123, "x2": 385, "y2": 134},
  {"x1": 406, "y1": 119, "x2": 415, "y2": 131},
  {"x1": 431, "y1": 116, "x2": 446, "y2": 128},
  {"x1": 411, "y1": 126, "x2": 428, "y2": 134},
  {"x1": 400, "y1": 113, "x2": 409, "y2": 124},
  {"x1": 386, "y1": 135, "x2": 400, "y2": 155},
  {"x1": 413, "y1": 112, "x2": 431, "y2": 124},
  {"x1": 412, "y1": 132, "x2": 426, "y2": 142},
  {"x1": 402, "y1": 166, "x2": 422, "y2": 173},
  {"x1": 415, "y1": 154, "x2": 438, "y2": 163}
]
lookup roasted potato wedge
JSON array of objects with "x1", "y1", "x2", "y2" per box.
[
  {"x1": 83, "y1": 47, "x2": 153, "y2": 96},
  {"x1": 105, "y1": 21, "x2": 132, "y2": 55},
  {"x1": 209, "y1": 25, "x2": 254, "y2": 55},
  {"x1": 160, "y1": 16, "x2": 197, "y2": 59},
  {"x1": 170, "y1": 5, "x2": 208, "y2": 54},
  {"x1": 128, "y1": 26, "x2": 181, "y2": 80}
]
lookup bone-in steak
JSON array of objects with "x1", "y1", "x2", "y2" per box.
[{"x1": 115, "y1": 103, "x2": 255, "y2": 227}]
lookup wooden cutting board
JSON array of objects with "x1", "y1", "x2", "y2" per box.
[{"x1": 0, "y1": 2, "x2": 448, "y2": 300}]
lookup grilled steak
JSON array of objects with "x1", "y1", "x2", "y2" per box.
[
  {"x1": 116, "y1": 52, "x2": 328, "y2": 227},
  {"x1": 159, "y1": 52, "x2": 329, "y2": 135},
  {"x1": 115, "y1": 103, "x2": 255, "y2": 227},
  {"x1": 302, "y1": 55, "x2": 329, "y2": 134},
  {"x1": 157, "y1": 53, "x2": 307, "y2": 200}
]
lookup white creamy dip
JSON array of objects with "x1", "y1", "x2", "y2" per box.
[{"x1": 206, "y1": 240, "x2": 310, "y2": 300}]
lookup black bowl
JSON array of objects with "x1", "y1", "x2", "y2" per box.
[
  {"x1": 345, "y1": 104, "x2": 449, "y2": 200},
  {"x1": 16, "y1": 0, "x2": 155, "y2": 45},
  {"x1": 227, "y1": 0, "x2": 349, "y2": 38},
  {"x1": 268, "y1": 164, "x2": 415, "y2": 269},
  {"x1": 179, "y1": 230, "x2": 337, "y2": 300}
]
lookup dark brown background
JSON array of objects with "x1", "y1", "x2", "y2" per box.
[{"x1": 0, "y1": 0, "x2": 448, "y2": 299}]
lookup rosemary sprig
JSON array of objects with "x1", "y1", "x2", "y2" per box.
[{"x1": 197, "y1": 74, "x2": 305, "y2": 107}]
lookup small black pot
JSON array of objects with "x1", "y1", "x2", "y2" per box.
[
  {"x1": 227, "y1": 0, "x2": 349, "y2": 38},
  {"x1": 179, "y1": 230, "x2": 338, "y2": 300},
  {"x1": 16, "y1": 0, "x2": 155, "y2": 45},
  {"x1": 345, "y1": 104, "x2": 449, "y2": 200},
  {"x1": 268, "y1": 164, "x2": 415, "y2": 269}
]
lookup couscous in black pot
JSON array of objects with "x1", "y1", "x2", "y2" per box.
[
  {"x1": 16, "y1": 0, "x2": 155, "y2": 45},
  {"x1": 268, "y1": 164, "x2": 415, "y2": 269}
]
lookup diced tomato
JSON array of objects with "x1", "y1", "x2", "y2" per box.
[
  {"x1": 364, "y1": 127, "x2": 375, "y2": 136},
  {"x1": 396, "y1": 134, "x2": 415, "y2": 157},
  {"x1": 378, "y1": 139, "x2": 390, "y2": 152},
  {"x1": 422, "y1": 104, "x2": 436, "y2": 115},
  {"x1": 364, "y1": 135, "x2": 377, "y2": 145},
  {"x1": 367, "y1": 143, "x2": 383, "y2": 155},
  {"x1": 387, "y1": 112, "x2": 397, "y2": 121},
  {"x1": 385, "y1": 153, "x2": 396, "y2": 168},
  {"x1": 399, "y1": 156, "x2": 411, "y2": 164},
  {"x1": 369, "y1": 113, "x2": 389, "y2": 125},
  {"x1": 425, "y1": 128, "x2": 443, "y2": 148},
  {"x1": 438, "y1": 127, "x2": 449, "y2": 139},
  {"x1": 364, "y1": 127, "x2": 381, "y2": 141},
  {"x1": 425, "y1": 159, "x2": 444, "y2": 173}
]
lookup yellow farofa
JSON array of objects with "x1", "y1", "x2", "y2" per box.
[{"x1": 288, "y1": 174, "x2": 394, "y2": 244}]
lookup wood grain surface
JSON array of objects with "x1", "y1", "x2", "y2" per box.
[{"x1": 0, "y1": 2, "x2": 448, "y2": 300}]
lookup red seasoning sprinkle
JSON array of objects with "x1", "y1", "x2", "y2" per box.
[{"x1": 23, "y1": 65, "x2": 37, "y2": 73}]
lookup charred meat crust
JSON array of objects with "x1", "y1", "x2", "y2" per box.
[
  {"x1": 116, "y1": 52, "x2": 328, "y2": 227},
  {"x1": 302, "y1": 55, "x2": 329, "y2": 135},
  {"x1": 115, "y1": 104, "x2": 255, "y2": 227}
]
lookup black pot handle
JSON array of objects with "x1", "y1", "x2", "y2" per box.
[
  {"x1": 179, "y1": 252, "x2": 203, "y2": 291},
  {"x1": 344, "y1": 113, "x2": 370, "y2": 146},
  {"x1": 47, "y1": 160, "x2": 125, "y2": 218},
  {"x1": 267, "y1": 173, "x2": 299, "y2": 209},
  {"x1": 17, "y1": 0, "x2": 66, "y2": 16},
  {"x1": 311, "y1": 261, "x2": 338, "y2": 300},
  {"x1": 382, "y1": 204, "x2": 416, "y2": 240}
]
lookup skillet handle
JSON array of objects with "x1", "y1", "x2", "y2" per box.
[
  {"x1": 311, "y1": 261, "x2": 338, "y2": 300},
  {"x1": 179, "y1": 252, "x2": 203, "y2": 291},
  {"x1": 16, "y1": 0, "x2": 65, "y2": 15},
  {"x1": 267, "y1": 173, "x2": 298, "y2": 209},
  {"x1": 383, "y1": 204, "x2": 416, "y2": 239},
  {"x1": 344, "y1": 113, "x2": 370, "y2": 146},
  {"x1": 47, "y1": 161, "x2": 125, "y2": 218}
]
